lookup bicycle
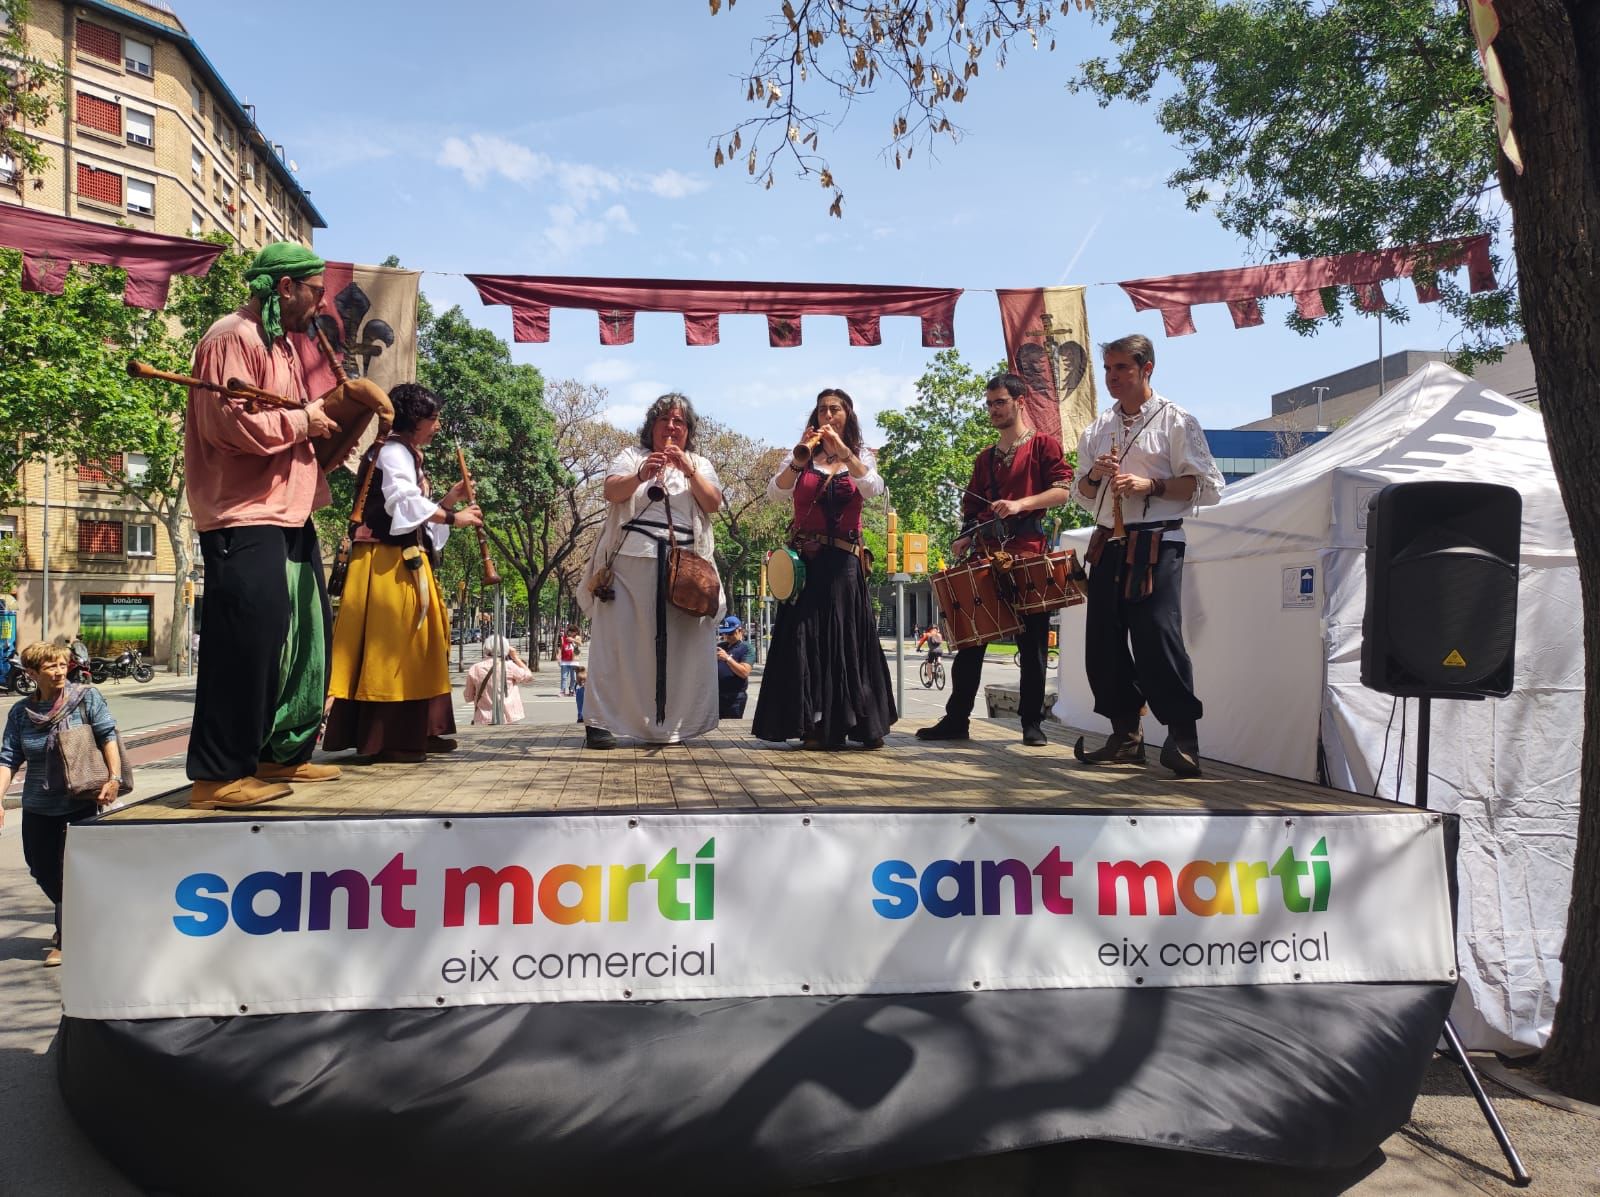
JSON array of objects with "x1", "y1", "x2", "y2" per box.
[
  {"x1": 919, "y1": 656, "x2": 946, "y2": 690},
  {"x1": 1013, "y1": 645, "x2": 1060, "y2": 668}
]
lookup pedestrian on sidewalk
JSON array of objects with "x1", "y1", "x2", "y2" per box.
[
  {"x1": 0, "y1": 642, "x2": 123, "y2": 967},
  {"x1": 573, "y1": 666, "x2": 587, "y2": 723},
  {"x1": 558, "y1": 626, "x2": 579, "y2": 696},
  {"x1": 464, "y1": 635, "x2": 535, "y2": 725}
]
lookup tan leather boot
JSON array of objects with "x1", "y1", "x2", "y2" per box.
[
  {"x1": 255, "y1": 761, "x2": 342, "y2": 783},
  {"x1": 190, "y1": 777, "x2": 292, "y2": 810}
]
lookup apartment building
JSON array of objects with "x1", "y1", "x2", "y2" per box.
[{"x1": 1, "y1": 0, "x2": 327, "y2": 660}]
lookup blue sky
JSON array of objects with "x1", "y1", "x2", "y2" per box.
[{"x1": 178, "y1": 1, "x2": 1480, "y2": 448}]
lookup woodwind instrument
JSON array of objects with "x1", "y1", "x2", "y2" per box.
[
  {"x1": 792, "y1": 428, "x2": 824, "y2": 464},
  {"x1": 327, "y1": 444, "x2": 382, "y2": 599},
  {"x1": 126, "y1": 359, "x2": 301, "y2": 410},
  {"x1": 314, "y1": 323, "x2": 347, "y2": 385},
  {"x1": 1111, "y1": 428, "x2": 1126, "y2": 540},
  {"x1": 455, "y1": 441, "x2": 501, "y2": 587},
  {"x1": 308, "y1": 323, "x2": 394, "y2": 473}
]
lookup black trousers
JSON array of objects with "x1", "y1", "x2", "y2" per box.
[
  {"x1": 1084, "y1": 540, "x2": 1202, "y2": 730},
  {"x1": 187, "y1": 521, "x2": 328, "y2": 782},
  {"x1": 945, "y1": 611, "x2": 1052, "y2": 727},
  {"x1": 22, "y1": 804, "x2": 97, "y2": 943}
]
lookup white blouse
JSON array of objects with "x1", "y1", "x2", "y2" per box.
[
  {"x1": 1075, "y1": 393, "x2": 1225, "y2": 539},
  {"x1": 376, "y1": 440, "x2": 448, "y2": 553},
  {"x1": 606, "y1": 445, "x2": 722, "y2": 560},
  {"x1": 765, "y1": 446, "x2": 885, "y2": 503}
]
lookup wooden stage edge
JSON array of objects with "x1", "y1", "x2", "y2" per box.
[{"x1": 106, "y1": 720, "x2": 1403, "y2": 822}]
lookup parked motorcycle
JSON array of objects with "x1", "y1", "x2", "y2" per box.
[
  {"x1": 2, "y1": 647, "x2": 37, "y2": 696},
  {"x1": 91, "y1": 646, "x2": 155, "y2": 684}
]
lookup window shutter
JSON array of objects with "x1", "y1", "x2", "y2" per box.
[{"x1": 126, "y1": 109, "x2": 154, "y2": 146}]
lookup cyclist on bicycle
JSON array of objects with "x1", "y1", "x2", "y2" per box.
[{"x1": 916, "y1": 624, "x2": 944, "y2": 664}]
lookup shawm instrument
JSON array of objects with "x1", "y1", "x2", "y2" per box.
[{"x1": 456, "y1": 441, "x2": 500, "y2": 587}]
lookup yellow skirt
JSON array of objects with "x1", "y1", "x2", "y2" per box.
[{"x1": 327, "y1": 543, "x2": 451, "y2": 704}]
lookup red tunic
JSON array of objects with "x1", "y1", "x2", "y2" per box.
[{"x1": 961, "y1": 433, "x2": 1072, "y2": 555}]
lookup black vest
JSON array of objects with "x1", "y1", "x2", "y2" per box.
[{"x1": 361, "y1": 441, "x2": 429, "y2": 546}]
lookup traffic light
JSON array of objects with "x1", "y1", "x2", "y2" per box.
[
  {"x1": 886, "y1": 510, "x2": 899, "y2": 574},
  {"x1": 181, "y1": 579, "x2": 194, "y2": 607},
  {"x1": 902, "y1": 533, "x2": 928, "y2": 574}
]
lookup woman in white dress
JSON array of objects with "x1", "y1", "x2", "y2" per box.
[{"x1": 578, "y1": 394, "x2": 724, "y2": 748}]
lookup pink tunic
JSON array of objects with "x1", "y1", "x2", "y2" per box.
[
  {"x1": 184, "y1": 308, "x2": 328, "y2": 531},
  {"x1": 463, "y1": 657, "x2": 535, "y2": 725}
]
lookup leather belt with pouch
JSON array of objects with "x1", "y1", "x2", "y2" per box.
[{"x1": 1087, "y1": 519, "x2": 1182, "y2": 603}]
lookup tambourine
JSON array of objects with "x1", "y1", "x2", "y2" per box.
[{"x1": 767, "y1": 547, "x2": 806, "y2": 603}]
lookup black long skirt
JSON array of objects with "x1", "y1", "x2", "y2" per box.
[{"x1": 752, "y1": 545, "x2": 897, "y2": 746}]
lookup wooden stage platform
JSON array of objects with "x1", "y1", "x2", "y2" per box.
[{"x1": 106, "y1": 719, "x2": 1396, "y2": 821}]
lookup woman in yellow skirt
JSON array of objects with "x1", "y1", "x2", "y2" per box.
[{"x1": 324, "y1": 383, "x2": 482, "y2": 763}]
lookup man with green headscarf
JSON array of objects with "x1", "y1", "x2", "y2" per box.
[{"x1": 183, "y1": 242, "x2": 345, "y2": 810}]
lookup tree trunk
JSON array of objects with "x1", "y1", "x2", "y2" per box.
[
  {"x1": 1495, "y1": 0, "x2": 1600, "y2": 1102},
  {"x1": 166, "y1": 512, "x2": 190, "y2": 674}
]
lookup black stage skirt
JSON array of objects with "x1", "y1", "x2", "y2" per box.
[{"x1": 753, "y1": 545, "x2": 896, "y2": 746}]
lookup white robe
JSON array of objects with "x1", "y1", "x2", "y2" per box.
[{"x1": 580, "y1": 447, "x2": 722, "y2": 743}]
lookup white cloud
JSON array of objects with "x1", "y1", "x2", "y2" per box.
[
  {"x1": 435, "y1": 133, "x2": 708, "y2": 210},
  {"x1": 557, "y1": 162, "x2": 622, "y2": 206},
  {"x1": 581, "y1": 358, "x2": 641, "y2": 386},
  {"x1": 436, "y1": 133, "x2": 551, "y2": 187},
  {"x1": 542, "y1": 203, "x2": 636, "y2": 256},
  {"x1": 645, "y1": 169, "x2": 710, "y2": 199},
  {"x1": 603, "y1": 402, "x2": 649, "y2": 431},
  {"x1": 601, "y1": 203, "x2": 637, "y2": 234}
]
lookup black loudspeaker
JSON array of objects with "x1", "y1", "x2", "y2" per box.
[{"x1": 1361, "y1": 481, "x2": 1521, "y2": 698}]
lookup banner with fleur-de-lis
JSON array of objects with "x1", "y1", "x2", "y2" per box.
[
  {"x1": 996, "y1": 286, "x2": 1100, "y2": 451},
  {"x1": 291, "y1": 262, "x2": 420, "y2": 469}
]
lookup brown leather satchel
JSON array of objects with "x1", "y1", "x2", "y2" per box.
[{"x1": 662, "y1": 490, "x2": 721, "y2": 618}]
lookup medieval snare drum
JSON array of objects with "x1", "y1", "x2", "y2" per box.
[
  {"x1": 1006, "y1": 549, "x2": 1088, "y2": 616},
  {"x1": 931, "y1": 557, "x2": 1022, "y2": 650}
]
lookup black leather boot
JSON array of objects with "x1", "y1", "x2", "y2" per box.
[
  {"x1": 915, "y1": 716, "x2": 970, "y2": 741},
  {"x1": 1073, "y1": 730, "x2": 1146, "y2": 765}
]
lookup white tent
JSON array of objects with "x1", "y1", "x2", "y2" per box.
[{"x1": 1054, "y1": 363, "x2": 1580, "y2": 1052}]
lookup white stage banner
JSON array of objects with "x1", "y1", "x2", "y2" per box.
[{"x1": 62, "y1": 811, "x2": 1456, "y2": 1020}]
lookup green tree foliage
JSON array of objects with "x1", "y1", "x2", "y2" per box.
[
  {"x1": 415, "y1": 296, "x2": 566, "y2": 647},
  {"x1": 0, "y1": 0, "x2": 64, "y2": 190},
  {"x1": 699, "y1": 417, "x2": 788, "y2": 601},
  {"x1": 0, "y1": 251, "x2": 157, "y2": 505},
  {"x1": 877, "y1": 350, "x2": 1016, "y2": 558}
]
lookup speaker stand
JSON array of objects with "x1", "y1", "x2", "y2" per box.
[{"x1": 1415, "y1": 697, "x2": 1532, "y2": 1186}]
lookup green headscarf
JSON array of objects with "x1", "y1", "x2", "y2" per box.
[{"x1": 244, "y1": 242, "x2": 326, "y2": 344}]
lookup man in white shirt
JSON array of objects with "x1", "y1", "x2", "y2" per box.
[{"x1": 1073, "y1": 335, "x2": 1225, "y2": 776}]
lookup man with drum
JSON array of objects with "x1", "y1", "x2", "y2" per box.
[
  {"x1": 916, "y1": 373, "x2": 1073, "y2": 748},
  {"x1": 1072, "y1": 334, "x2": 1224, "y2": 776},
  {"x1": 184, "y1": 243, "x2": 343, "y2": 810}
]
